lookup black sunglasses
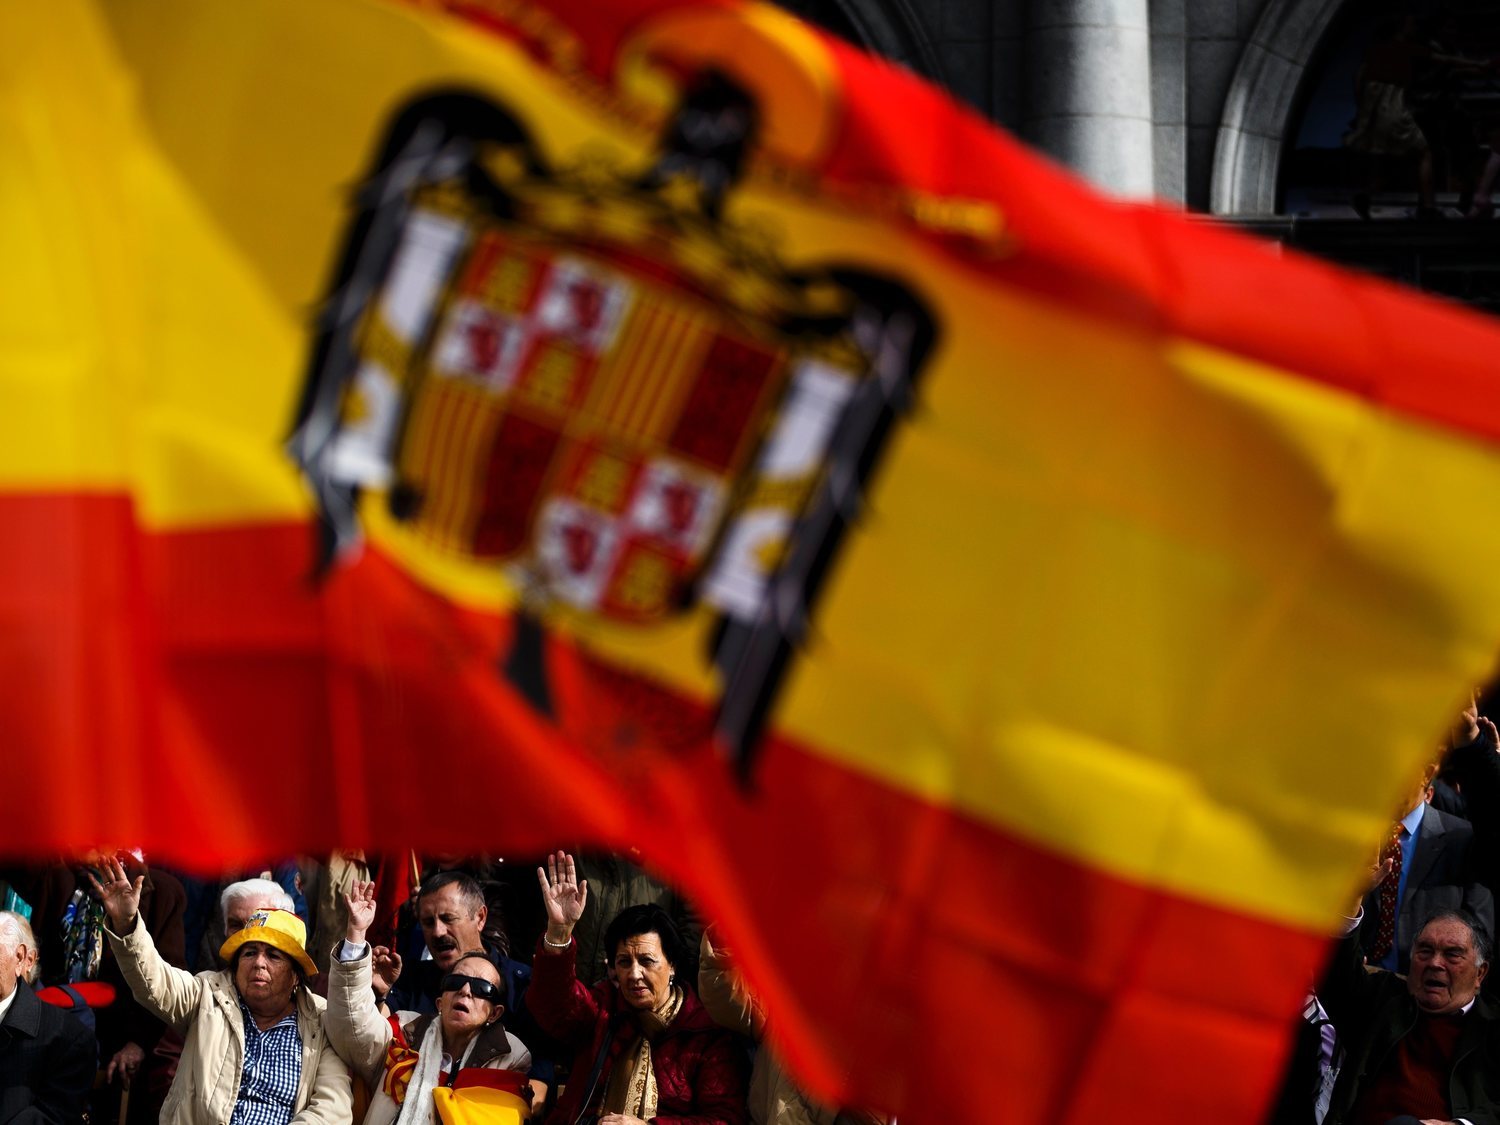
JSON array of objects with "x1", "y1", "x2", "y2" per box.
[{"x1": 439, "y1": 973, "x2": 503, "y2": 1004}]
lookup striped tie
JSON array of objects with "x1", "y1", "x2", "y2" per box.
[{"x1": 1369, "y1": 830, "x2": 1404, "y2": 961}]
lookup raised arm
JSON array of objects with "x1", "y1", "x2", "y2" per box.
[
  {"x1": 696, "y1": 929, "x2": 761, "y2": 1039},
  {"x1": 1318, "y1": 854, "x2": 1397, "y2": 1030},
  {"x1": 91, "y1": 856, "x2": 203, "y2": 1030},
  {"x1": 323, "y1": 880, "x2": 397, "y2": 1089},
  {"x1": 538, "y1": 851, "x2": 589, "y2": 947},
  {"x1": 339, "y1": 877, "x2": 401, "y2": 1002},
  {"x1": 530, "y1": 852, "x2": 603, "y2": 1045}
]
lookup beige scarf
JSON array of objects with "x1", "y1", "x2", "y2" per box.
[
  {"x1": 393, "y1": 1019, "x2": 480, "y2": 1125},
  {"x1": 601, "y1": 985, "x2": 685, "y2": 1119}
]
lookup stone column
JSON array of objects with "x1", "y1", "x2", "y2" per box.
[{"x1": 1023, "y1": 0, "x2": 1156, "y2": 197}]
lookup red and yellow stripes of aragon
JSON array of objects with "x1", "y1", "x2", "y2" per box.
[{"x1": 6, "y1": 1, "x2": 1500, "y2": 1122}]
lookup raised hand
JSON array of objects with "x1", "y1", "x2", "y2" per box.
[
  {"x1": 536, "y1": 851, "x2": 588, "y2": 943},
  {"x1": 371, "y1": 945, "x2": 402, "y2": 999},
  {"x1": 85, "y1": 854, "x2": 143, "y2": 933},
  {"x1": 1460, "y1": 693, "x2": 1482, "y2": 744},
  {"x1": 1350, "y1": 852, "x2": 1395, "y2": 919},
  {"x1": 344, "y1": 880, "x2": 378, "y2": 944}
]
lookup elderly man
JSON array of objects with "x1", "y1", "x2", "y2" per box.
[
  {"x1": 0, "y1": 910, "x2": 95, "y2": 1124},
  {"x1": 1321, "y1": 905, "x2": 1500, "y2": 1124},
  {"x1": 221, "y1": 878, "x2": 297, "y2": 942},
  {"x1": 91, "y1": 857, "x2": 350, "y2": 1125}
]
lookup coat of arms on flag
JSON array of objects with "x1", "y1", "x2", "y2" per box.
[{"x1": 289, "y1": 76, "x2": 937, "y2": 770}]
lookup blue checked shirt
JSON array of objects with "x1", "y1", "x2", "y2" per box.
[{"x1": 229, "y1": 999, "x2": 303, "y2": 1125}]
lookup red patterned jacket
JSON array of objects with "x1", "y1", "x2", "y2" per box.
[{"x1": 531, "y1": 937, "x2": 747, "y2": 1125}]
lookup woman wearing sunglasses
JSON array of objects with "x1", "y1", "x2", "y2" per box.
[
  {"x1": 326, "y1": 881, "x2": 534, "y2": 1125},
  {"x1": 532, "y1": 852, "x2": 746, "y2": 1125}
]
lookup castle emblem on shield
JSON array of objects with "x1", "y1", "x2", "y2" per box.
[{"x1": 289, "y1": 76, "x2": 937, "y2": 774}]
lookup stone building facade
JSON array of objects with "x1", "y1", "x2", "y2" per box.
[
  {"x1": 776, "y1": 0, "x2": 1479, "y2": 208},
  {"x1": 775, "y1": 0, "x2": 1500, "y2": 312}
]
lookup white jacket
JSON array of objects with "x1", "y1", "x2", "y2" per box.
[{"x1": 107, "y1": 921, "x2": 351, "y2": 1125}]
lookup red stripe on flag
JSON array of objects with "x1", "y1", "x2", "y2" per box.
[
  {"x1": 0, "y1": 492, "x2": 1330, "y2": 1124},
  {"x1": 0, "y1": 493, "x2": 624, "y2": 854},
  {"x1": 450, "y1": 1068, "x2": 529, "y2": 1094}
]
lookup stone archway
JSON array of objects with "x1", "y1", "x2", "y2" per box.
[
  {"x1": 1210, "y1": 0, "x2": 1348, "y2": 214},
  {"x1": 771, "y1": 0, "x2": 947, "y2": 86}
]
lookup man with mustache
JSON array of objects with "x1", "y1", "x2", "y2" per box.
[
  {"x1": 1320, "y1": 903, "x2": 1500, "y2": 1124},
  {"x1": 384, "y1": 873, "x2": 511, "y2": 1012}
]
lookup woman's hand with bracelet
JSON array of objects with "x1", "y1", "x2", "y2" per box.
[{"x1": 536, "y1": 851, "x2": 588, "y2": 949}]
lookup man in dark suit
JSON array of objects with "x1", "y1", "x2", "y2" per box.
[
  {"x1": 0, "y1": 910, "x2": 95, "y2": 1124},
  {"x1": 1360, "y1": 767, "x2": 1495, "y2": 975}
]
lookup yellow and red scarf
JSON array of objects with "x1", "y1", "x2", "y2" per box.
[{"x1": 382, "y1": 1016, "x2": 421, "y2": 1104}]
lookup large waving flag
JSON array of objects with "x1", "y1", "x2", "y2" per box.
[{"x1": 7, "y1": 1, "x2": 1500, "y2": 1121}]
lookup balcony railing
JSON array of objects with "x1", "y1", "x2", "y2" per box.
[{"x1": 1226, "y1": 216, "x2": 1500, "y2": 318}]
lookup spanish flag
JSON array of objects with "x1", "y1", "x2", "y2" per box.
[{"x1": 6, "y1": 2, "x2": 1500, "y2": 1122}]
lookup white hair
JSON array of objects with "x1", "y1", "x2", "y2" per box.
[
  {"x1": 0, "y1": 911, "x2": 40, "y2": 984},
  {"x1": 220, "y1": 878, "x2": 294, "y2": 926}
]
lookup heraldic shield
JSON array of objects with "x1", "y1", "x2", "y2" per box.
[{"x1": 288, "y1": 76, "x2": 937, "y2": 774}]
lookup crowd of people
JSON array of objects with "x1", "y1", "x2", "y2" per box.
[
  {"x1": 0, "y1": 848, "x2": 877, "y2": 1125},
  {"x1": 6, "y1": 697, "x2": 1500, "y2": 1125}
]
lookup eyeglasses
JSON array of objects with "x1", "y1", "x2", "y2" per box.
[{"x1": 439, "y1": 973, "x2": 503, "y2": 1004}]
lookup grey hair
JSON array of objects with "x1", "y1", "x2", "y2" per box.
[
  {"x1": 1413, "y1": 908, "x2": 1492, "y2": 967},
  {"x1": 418, "y1": 870, "x2": 486, "y2": 916},
  {"x1": 0, "y1": 911, "x2": 40, "y2": 984},
  {"x1": 220, "y1": 878, "x2": 294, "y2": 927}
]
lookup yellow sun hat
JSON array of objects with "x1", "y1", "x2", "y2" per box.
[{"x1": 219, "y1": 908, "x2": 318, "y2": 977}]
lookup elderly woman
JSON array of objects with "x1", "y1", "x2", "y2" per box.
[
  {"x1": 326, "y1": 881, "x2": 533, "y2": 1125},
  {"x1": 532, "y1": 852, "x2": 746, "y2": 1125},
  {"x1": 90, "y1": 856, "x2": 350, "y2": 1125}
]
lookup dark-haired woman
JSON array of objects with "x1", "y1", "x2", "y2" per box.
[{"x1": 533, "y1": 852, "x2": 746, "y2": 1125}]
